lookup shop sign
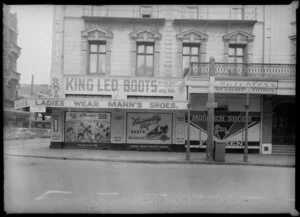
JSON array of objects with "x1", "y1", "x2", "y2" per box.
[
  {"x1": 189, "y1": 111, "x2": 261, "y2": 148},
  {"x1": 64, "y1": 77, "x2": 186, "y2": 96},
  {"x1": 15, "y1": 98, "x2": 188, "y2": 110},
  {"x1": 127, "y1": 113, "x2": 172, "y2": 144},
  {"x1": 215, "y1": 80, "x2": 278, "y2": 94}
]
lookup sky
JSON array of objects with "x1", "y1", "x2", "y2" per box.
[{"x1": 10, "y1": 5, "x2": 53, "y2": 85}]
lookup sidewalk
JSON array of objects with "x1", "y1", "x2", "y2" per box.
[{"x1": 4, "y1": 139, "x2": 295, "y2": 167}]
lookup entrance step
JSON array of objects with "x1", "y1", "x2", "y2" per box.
[{"x1": 272, "y1": 145, "x2": 295, "y2": 155}]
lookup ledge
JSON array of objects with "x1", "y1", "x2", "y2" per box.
[
  {"x1": 173, "y1": 19, "x2": 257, "y2": 26},
  {"x1": 82, "y1": 16, "x2": 166, "y2": 24}
]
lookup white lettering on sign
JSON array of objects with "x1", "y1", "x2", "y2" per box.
[
  {"x1": 64, "y1": 77, "x2": 185, "y2": 97},
  {"x1": 215, "y1": 80, "x2": 278, "y2": 94},
  {"x1": 14, "y1": 99, "x2": 28, "y2": 109},
  {"x1": 14, "y1": 98, "x2": 188, "y2": 110}
]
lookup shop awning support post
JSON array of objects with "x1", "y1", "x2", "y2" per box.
[
  {"x1": 206, "y1": 57, "x2": 216, "y2": 161},
  {"x1": 243, "y1": 91, "x2": 250, "y2": 162},
  {"x1": 186, "y1": 86, "x2": 190, "y2": 161}
]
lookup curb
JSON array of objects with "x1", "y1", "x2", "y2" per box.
[{"x1": 5, "y1": 153, "x2": 295, "y2": 168}]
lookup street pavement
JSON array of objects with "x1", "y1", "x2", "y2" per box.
[
  {"x1": 3, "y1": 138, "x2": 296, "y2": 167},
  {"x1": 4, "y1": 155, "x2": 297, "y2": 214}
]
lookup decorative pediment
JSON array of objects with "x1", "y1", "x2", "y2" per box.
[
  {"x1": 129, "y1": 29, "x2": 162, "y2": 41},
  {"x1": 81, "y1": 27, "x2": 113, "y2": 40},
  {"x1": 223, "y1": 29, "x2": 254, "y2": 43},
  {"x1": 176, "y1": 29, "x2": 208, "y2": 43}
]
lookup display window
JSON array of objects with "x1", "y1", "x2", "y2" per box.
[
  {"x1": 127, "y1": 113, "x2": 173, "y2": 144},
  {"x1": 65, "y1": 112, "x2": 111, "y2": 143}
]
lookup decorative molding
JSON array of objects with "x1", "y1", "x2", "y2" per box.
[
  {"x1": 223, "y1": 29, "x2": 255, "y2": 43},
  {"x1": 176, "y1": 29, "x2": 208, "y2": 43},
  {"x1": 129, "y1": 29, "x2": 162, "y2": 42},
  {"x1": 81, "y1": 27, "x2": 113, "y2": 41}
]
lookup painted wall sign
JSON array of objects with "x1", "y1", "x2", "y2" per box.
[
  {"x1": 127, "y1": 113, "x2": 173, "y2": 144},
  {"x1": 64, "y1": 77, "x2": 186, "y2": 97},
  {"x1": 14, "y1": 98, "x2": 188, "y2": 110},
  {"x1": 65, "y1": 112, "x2": 111, "y2": 143},
  {"x1": 188, "y1": 111, "x2": 261, "y2": 148},
  {"x1": 215, "y1": 80, "x2": 278, "y2": 94}
]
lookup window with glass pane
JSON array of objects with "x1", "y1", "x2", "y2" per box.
[
  {"x1": 89, "y1": 42, "x2": 106, "y2": 74},
  {"x1": 228, "y1": 45, "x2": 244, "y2": 63},
  {"x1": 182, "y1": 44, "x2": 200, "y2": 73},
  {"x1": 136, "y1": 43, "x2": 154, "y2": 76}
]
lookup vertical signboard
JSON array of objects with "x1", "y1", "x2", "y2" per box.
[
  {"x1": 127, "y1": 113, "x2": 173, "y2": 144},
  {"x1": 51, "y1": 109, "x2": 63, "y2": 142}
]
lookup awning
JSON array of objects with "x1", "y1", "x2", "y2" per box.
[{"x1": 14, "y1": 97, "x2": 188, "y2": 110}]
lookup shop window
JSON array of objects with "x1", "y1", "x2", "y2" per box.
[
  {"x1": 136, "y1": 43, "x2": 154, "y2": 76},
  {"x1": 65, "y1": 112, "x2": 111, "y2": 143},
  {"x1": 140, "y1": 6, "x2": 152, "y2": 18},
  {"x1": 182, "y1": 44, "x2": 200, "y2": 74},
  {"x1": 88, "y1": 42, "x2": 106, "y2": 75}
]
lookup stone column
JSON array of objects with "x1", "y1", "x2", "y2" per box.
[
  {"x1": 177, "y1": 41, "x2": 183, "y2": 77},
  {"x1": 80, "y1": 40, "x2": 88, "y2": 74},
  {"x1": 223, "y1": 41, "x2": 229, "y2": 62},
  {"x1": 106, "y1": 40, "x2": 112, "y2": 75},
  {"x1": 130, "y1": 40, "x2": 137, "y2": 76},
  {"x1": 154, "y1": 41, "x2": 160, "y2": 77}
]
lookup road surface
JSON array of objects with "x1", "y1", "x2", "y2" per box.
[{"x1": 4, "y1": 155, "x2": 296, "y2": 214}]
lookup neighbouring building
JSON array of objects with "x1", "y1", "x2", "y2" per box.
[
  {"x1": 3, "y1": 4, "x2": 24, "y2": 127},
  {"x1": 14, "y1": 4, "x2": 297, "y2": 154}
]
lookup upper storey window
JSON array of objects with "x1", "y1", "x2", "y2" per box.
[
  {"x1": 182, "y1": 44, "x2": 199, "y2": 73},
  {"x1": 140, "y1": 6, "x2": 152, "y2": 18},
  {"x1": 136, "y1": 43, "x2": 154, "y2": 76},
  {"x1": 228, "y1": 45, "x2": 245, "y2": 63},
  {"x1": 89, "y1": 42, "x2": 106, "y2": 75}
]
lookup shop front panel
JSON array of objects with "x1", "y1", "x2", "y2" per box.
[
  {"x1": 65, "y1": 111, "x2": 111, "y2": 143},
  {"x1": 127, "y1": 112, "x2": 173, "y2": 144}
]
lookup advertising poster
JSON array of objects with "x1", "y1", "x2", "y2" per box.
[
  {"x1": 188, "y1": 111, "x2": 261, "y2": 148},
  {"x1": 65, "y1": 112, "x2": 111, "y2": 143},
  {"x1": 127, "y1": 113, "x2": 172, "y2": 144}
]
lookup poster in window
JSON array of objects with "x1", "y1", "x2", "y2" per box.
[
  {"x1": 127, "y1": 113, "x2": 172, "y2": 144},
  {"x1": 65, "y1": 112, "x2": 111, "y2": 143}
]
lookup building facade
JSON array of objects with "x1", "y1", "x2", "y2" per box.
[
  {"x1": 14, "y1": 4, "x2": 297, "y2": 154},
  {"x1": 3, "y1": 4, "x2": 25, "y2": 127}
]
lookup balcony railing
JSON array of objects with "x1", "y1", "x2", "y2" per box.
[{"x1": 189, "y1": 62, "x2": 296, "y2": 80}]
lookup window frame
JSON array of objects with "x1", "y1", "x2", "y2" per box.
[
  {"x1": 182, "y1": 43, "x2": 200, "y2": 73},
  {"x1": 136, "y1": 42, "x2": 155, "y2": 76},
  {"x1": 88, "y1": 41, "x2": 106, "y2": 75},
  {"x1": 228, "y1": 45, "x2": 245, "y2": 64}
]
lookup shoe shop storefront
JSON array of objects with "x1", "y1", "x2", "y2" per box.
[{"x1": 14, "y1": 76, "x2": 188, "y2": 151}]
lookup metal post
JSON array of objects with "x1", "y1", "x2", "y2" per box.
[
  {"x1": 186, "y1": 86, "x2": 191, "y2": 161},
  {"x1": 244, "y1": 91, "x2": 249, "y2": 162},
  {"x1": 206, "y1": 57, "x2": 216, "y2": 161}
]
